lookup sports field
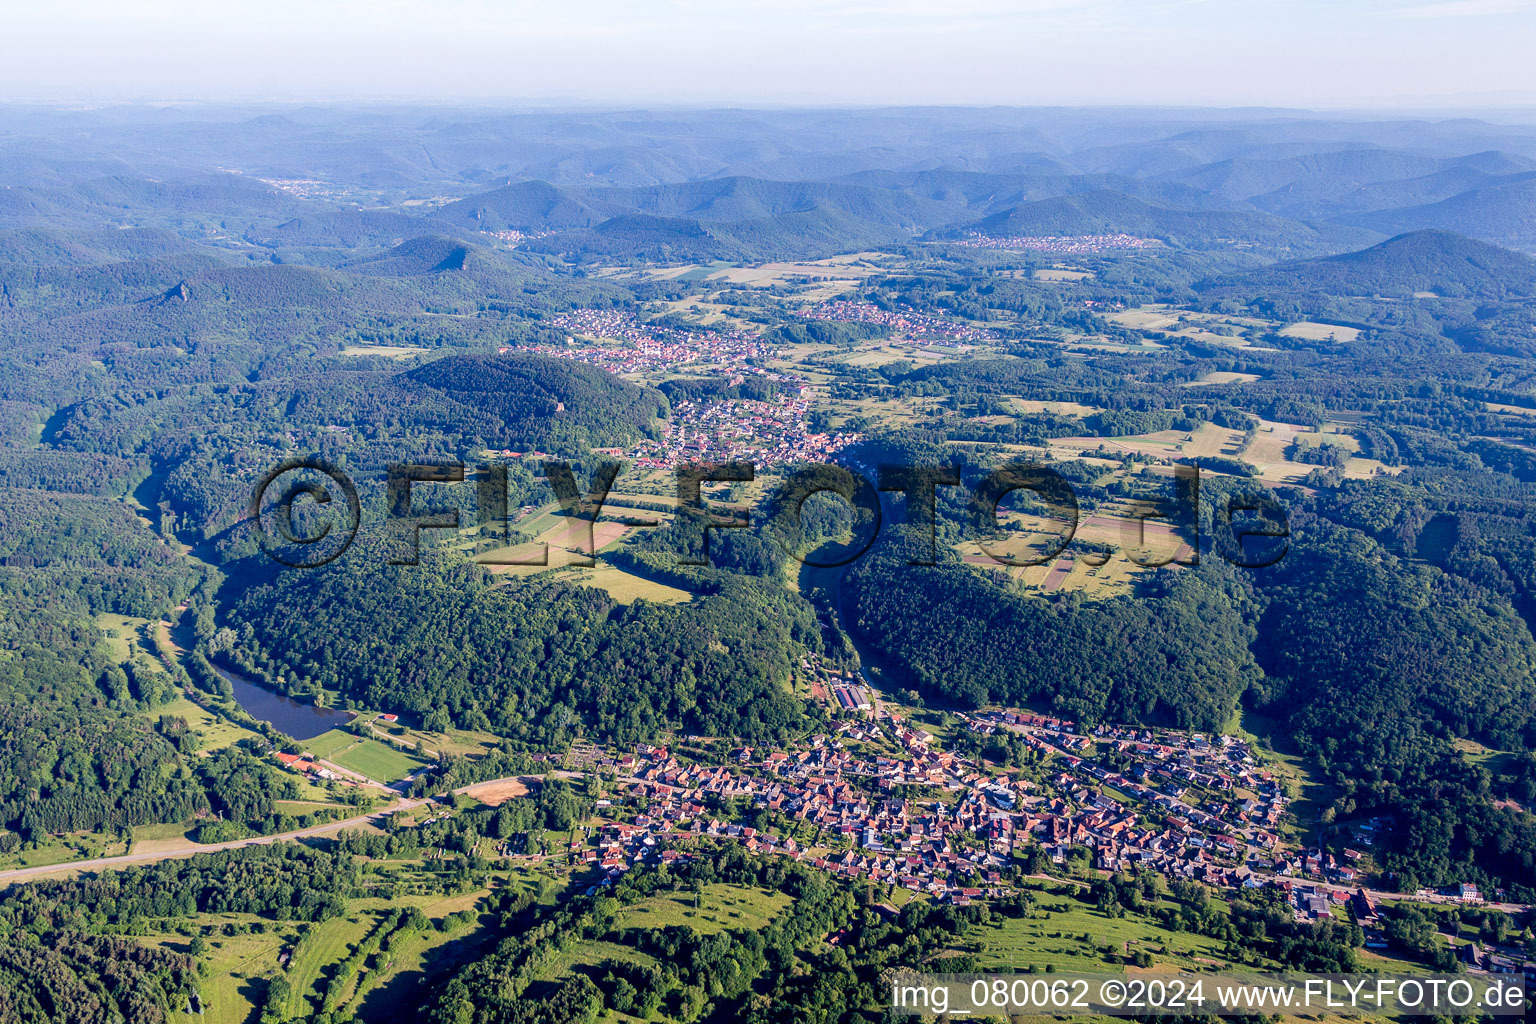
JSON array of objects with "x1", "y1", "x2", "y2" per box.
[{"x1": 303, "y1": 731, "x2": 428, "y2": 782}]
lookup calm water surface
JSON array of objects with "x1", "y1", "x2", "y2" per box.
[{"x1": 214, "y1": 663, "x2": 351, "y2": 740}]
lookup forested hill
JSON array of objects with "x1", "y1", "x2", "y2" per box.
[
  {"x1": 431, "y1": 179, "x2": 606, "y2": 231},
  {"x1": 227, "y1": 558, "x2": 817, "y2": 747},
  {"x1": 1198, "y1": 229, "x2": 1536, "y2": 303},
  {"x1": 844, "y1": 534, "x2": 1259, "y2": 731},
  {"x1": 442, "y1": 176, "x2": 958, "y2": 261},
  {"x1": 1336, "y1": 174, "x2": 1536, "y2": 250},
  {"x1": 943, "y1": 189, "x2": 1378, "y2": 256},
  {"x1": 341, "y1": 236, "x2": 476, "y2": 275},
  {"x1": 401, "y1": 350, "x2": 667, "y2": 446}
]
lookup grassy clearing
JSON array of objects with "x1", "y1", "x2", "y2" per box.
[
  {"x1": 128, "y1": 821, "x2": 197, "y2": 855},
  {"x1": 612, "y1": 883, "x2": 793, "y2": 936},
  {"x1": 0, "y1": 833, "x2": 127, "y2": 872},
  {"x1": 339, "y1": 344, "x2": 429, "y2": 358},
  {"x1": 961, "y1": 890, "x2": 1236, "y2": 972},
  {"x1": 170, "y1": 921, "x2": 302, "y2": 1024},
  {"x1": 1279, "y1": 321, "x2": 1360, "y2": 343},
  {"x1": 1454, "y1": 736, "x2": 1517, "y2": 777},
  {"x1": 372, "y1": 721, "x2": 500, "y2": 758},
  {"x1": 1233, "y1": 707, "x2": 1335, "y2": 836},
  {"x1": 536, "y1": 938, "x2": 662, "y2": 983},
  {"x1": 1181, "y1": 371, "x2": 1261, "y2": 387},
  {"x1": 96, "y1": 612, "x2": 157, "y2": 665},
  {"x1": 149, "y1": 695, "x2": 265, "y2": 752},
  {"x1": 563, "y1": 564, "x2": 693, "y2": 604},
  {"x1": 284, "y1": 911, "x2": 383, "y2": 1017}
]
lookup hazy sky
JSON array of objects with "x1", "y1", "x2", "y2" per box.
[{"x1": 4, "y1": 0, "x2": 1535, "y2": 108}]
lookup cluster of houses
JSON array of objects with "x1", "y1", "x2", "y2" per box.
[
  {"x1": 538, "y1": 310, "x2": 777, "y2": 374},
  {"x1": 802, "y1": 299, "x2": 997, "y2": 344},
  {"x1": 274, "y1": 751, "x2": 340, "y2": 782},
  {"x1": 562, "y1": 703, "x2": 1334, "y2": 907},
  {"x1": 483, "y1": 228, "x2": 552, "y2": 246},
  {"x1": 629, "y1": 391, "x2": 861, "y2": 468},
  {"x1": 555, "y1": 692, "x2": 1528, "y2": 940},
  {"x1": 954, "y1": 232, "x2": 1162, "y2": 254}
]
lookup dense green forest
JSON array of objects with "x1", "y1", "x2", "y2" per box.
[
  {"x1": 228, "y1": 556, "x2": 817, "y2": 746},
  {"x1": 844, "y1": 531, "x2": 1259, "y2": 729}
]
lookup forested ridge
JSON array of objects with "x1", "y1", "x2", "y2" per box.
[
  {"x1": 845, "y1": 531, "x2": 1259, "y2": 730},
  {"x1": 228, "y1": 555, "x2": 818, "y2": 747}
]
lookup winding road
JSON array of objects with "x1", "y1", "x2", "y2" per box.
[
  {"x1": 0, "y1": 775, "x2": 555, "y2": 885},
  {"x1": 0, "y1": 798, "x2": 425, "y2": 885}
]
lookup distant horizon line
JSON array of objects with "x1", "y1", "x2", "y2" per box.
[{"x1": 5, "y1": 97, "x2": 1536, "y2": 120}]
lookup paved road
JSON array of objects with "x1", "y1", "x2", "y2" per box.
[
  {"x1": 0, "y1": 774, "x2": 581, "y2": 886},
  {"x1": 0, "y1": 797, "x2": 424, "y2": 884}
]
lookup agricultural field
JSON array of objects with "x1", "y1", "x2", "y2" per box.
[
  {"x1": 1107, "y1": 306, "x2": 1281, "y2": 349},
  {"x1": 1058, "y1": 332, "x2": 1168, "y2": 353},
  {"x1": 1008, "y1": 553, "x2": 1151, "y2": 598},
  {"x1": 1033, "y1": 266, "x2": 1094, "y2": 281},
  {"x1": 1048, "y1": 421, "x2": 1246, "y2": 462},
  {"x1": 1240, "y1": 419, "x2": 1334, "y2": 483},
  {"x1": 698, "y1": 253, "x2": 887, "y2": 298},
  {"x1": 563, "y1": 563, "x2": 693, "y2": 604},
  {"x1": 1485, "y1": 400, "x2": 1536, "y2": 417},
  {"x1": 478, "y1": 507, "x2": 642, "y2": 573},
  {"x1": 1008, "y1": 398, "x2": 1104, "y2": 418},
  {"x1": 458, "y1": 777, "x2": 532, "y2": 806},
  {"x1": 822, "y1": 393, "x2": 944, "y2": 430},
  {"x1": 954, "y1": 479, "x2": 1198, "y2": 595},
  {"x1": 651, "y1": 296, "x2": 763, "y2": 331}
]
